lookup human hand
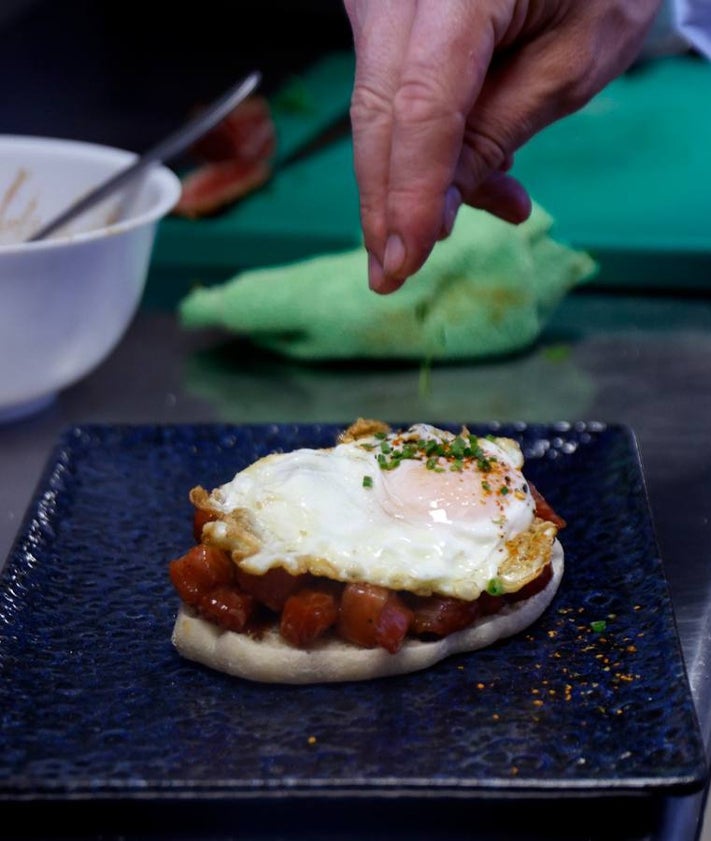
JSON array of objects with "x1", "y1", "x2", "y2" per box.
[{"x1": 343, "y1": 0, "x2": 662, "y2": 293}]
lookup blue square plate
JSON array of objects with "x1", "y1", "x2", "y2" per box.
[{"x1": 0, "y1": 422, "x2": 706, "y2": 800}]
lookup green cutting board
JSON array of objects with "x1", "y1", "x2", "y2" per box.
[
  {"x1": 513, "y1": 53, "x2": 711, "y2": 288},
  {"x1": 148, "y1": 53, "x2": 711, "y2": 308},
  {"x1": 149, "y1": 52, "x2": 362, "y2": 307}
]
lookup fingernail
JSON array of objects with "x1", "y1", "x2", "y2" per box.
[
  {"x1": 442, "y1": 186, "x2": 461, "y2": 237},
  {"x1": 368, "y1": 250, "x2": 385, "y2": 291},
  {"x1": 383, "y1": 233, "x2": 406, "y2": 278},
  {"x1": 368, "y1": 251, "x2": 406, "y2": 294}
]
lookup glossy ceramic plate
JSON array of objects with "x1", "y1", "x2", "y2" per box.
[{"x1": 0, "y1": 422, "x2": 706, "y2": 801}]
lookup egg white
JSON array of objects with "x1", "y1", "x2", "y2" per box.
[{"x1": 200, "y1": 424, "x2": 547, "y2": 601}]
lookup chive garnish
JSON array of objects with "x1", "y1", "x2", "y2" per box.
[
  {"x1": 590, "y1": 619, "x2": 607, "y2": 633},
  {"x1": 361, "y1": 428, "x2": 500, "y2": 473},
  {"x1": 487, "y1": 578, "x2": 505, "y2": 596}
]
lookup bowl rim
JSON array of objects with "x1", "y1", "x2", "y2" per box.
[{"x1": 0, "y1": 134, "x2": 182, "y2": 253}]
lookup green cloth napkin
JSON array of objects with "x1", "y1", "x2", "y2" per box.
[{"x1": 179, "y1": 203, "x2": 596, "y2": 361}]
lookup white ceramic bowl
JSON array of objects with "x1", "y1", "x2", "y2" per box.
[{"x1": 0, "y1": 135, "x2": 181, "y2": 422}]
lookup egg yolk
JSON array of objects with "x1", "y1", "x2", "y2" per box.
[{"x1": 378, "y1": 454, "x2": 524, "y2": 527}]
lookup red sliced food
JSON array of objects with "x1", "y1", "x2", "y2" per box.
[
  {"x1": 174, "y1": 94, "x2": 276, "y2": 218},
  {"x1": 174, "y1": 158, "x2": 272, "y2": 218},
  {"x1": 190, "y1": 96, "x2": 276, "y2": 163}
]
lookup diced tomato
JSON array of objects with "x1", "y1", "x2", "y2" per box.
[
  {"x1": 408, "y1": 595, "x2": 480, "y2": 638},
  {"x1": 169, "y1": 535, "x2": 555, "y2": 652},
  {"x1": 236, "y1": 566, "x2": 310, "y2": 612},
  {"x1": 338, "y1": 582, "x2": 413, "y2": 653},
  {"x1": 169, "y1": 544, "x2": 235, "y2": 608},
  {"x1": 193, "y1": 508, "x2": 219, "y2": 543},
  {"x1": 199, "y1": 585, "x2": 254, "y2": 632},
  {"x1": 280, "y1": 587, "x2": 339, "y2": 647},
  {"x1": 477, "y1": 591, "x2": 505, "y2": 617},
  {"x1": 338, "y1": 582, "x2": 387, "y2": 649},
  {"x1": 529, "y1": 483, "x2": 567, "y2": 529},
  {"x1": 375, "y1": 597, "x2": 414, "y2": 654}
]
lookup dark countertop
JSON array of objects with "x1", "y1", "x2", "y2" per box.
[{"x1": 2, "y1": 288, "x2": 711, "y2": 840}]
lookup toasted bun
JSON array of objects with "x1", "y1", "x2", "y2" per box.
[{"x1": 171, "y1": 540, "x2": 564, "y2": 684}]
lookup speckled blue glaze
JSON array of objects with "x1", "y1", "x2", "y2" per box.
[{"x1": 0, "y1": 421, "x2": 706, "y2": 800}]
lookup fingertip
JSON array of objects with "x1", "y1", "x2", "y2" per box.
[
  {"x1": 373, "y1": 276, "x2": 408, "y2": 295},
  {"x1": 502, "y1": 186, "x2": 532, "y2": 224},
  {"x1": 368, "y1": 250, "x2": 408, "y2": 294},
  {"x1": 468, "y1": 172, "x2": 532, "y2": 225}
]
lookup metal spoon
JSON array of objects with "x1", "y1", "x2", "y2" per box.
[{"x1": 26, "y1": 70, "x2": 261, "y2": 242}]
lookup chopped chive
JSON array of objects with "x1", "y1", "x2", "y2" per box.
[
  {"x1": 362, "y1": 475, "x2": 373, "y2": 488},
  {"x1": 590, "y1": 619, "x2": 607, "y2": 633},
  {"x1": 486, "y1": 578, "x2": 505, "y2": 596},
  {"x1": 451, "y1": 436, "x2": 467, "y2": 458}
]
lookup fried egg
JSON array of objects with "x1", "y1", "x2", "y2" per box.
[{"x1": 198, "y1": 422, "x2": 556, "y2": 601}]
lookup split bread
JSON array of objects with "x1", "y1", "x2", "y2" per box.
[{"x1": 171, "y1": 540, "x2": 564, "y2": 685}]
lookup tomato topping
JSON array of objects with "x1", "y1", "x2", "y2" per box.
[
  {"x1": 280, "y1": 587, "x2": 339, "y2": 647},
  {"x1": 529, "y1": 483, "x2": 566, "y2": 529},
  {"x1": 477, "y1": 591, "x2": 506, "y2": 616},
  {"x1": 236, "y1": 566, "x2": 310, "y2": 612},
  {"x1": 199, "y1": 585, "x2": 254, "y2": 632},
  {"x1": 375, "y1": 597, "x2": 414, "y2": 654},
  {"x1": 193, "y1": 508, "x2": 219, "y2": 543},
  {"x1": 169, "y1": 539, "x2": 554, "y2": 652},
  {"x1": 169, "y1": 544, "x2": 235, "y2": 608},
  {"x1": 408, "y1": 595, "x2": 480, "y2": 638},
  {"x1": 338, "y1": 583, "x2": 413, "y2": 653}
]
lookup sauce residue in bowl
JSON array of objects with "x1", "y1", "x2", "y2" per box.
[{"x1": 0, "y1": 169, "x2": 40, "y2": 245}]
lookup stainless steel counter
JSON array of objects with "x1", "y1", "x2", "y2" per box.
[{"x1": 2, "y1": 290, "x2": 711, "y2": 840}]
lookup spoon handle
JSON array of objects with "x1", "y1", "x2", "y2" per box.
[{"x1": 27, "y1": 71, "x2": 261, "y2": 243}]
